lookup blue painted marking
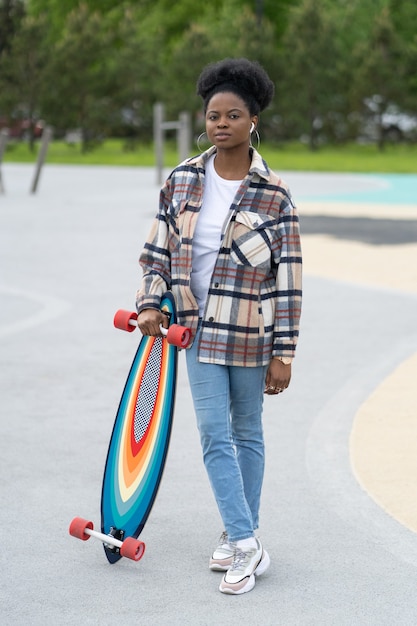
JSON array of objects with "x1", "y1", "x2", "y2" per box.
[{"x1": 299, "y1": 174, "x2": 417, "y2": 205}]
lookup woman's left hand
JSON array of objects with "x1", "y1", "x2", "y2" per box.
[{"x1": 264, "y1": 359, "x2": 291, "y2": 395}]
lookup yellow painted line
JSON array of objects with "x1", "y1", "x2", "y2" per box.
[
  {"x1": 300, "y1": 201, "x2": 417, "y2": 220},
  {"x1": 301, "y1": 202, "x2": 417, "y2": 531},
  {"x1": 350, "y1": 352, "x2": 417, "y2": 533}
]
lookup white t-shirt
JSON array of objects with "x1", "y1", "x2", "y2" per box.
[{"x1": 190, "y1": 155, "x2": 243, "y2": 315}]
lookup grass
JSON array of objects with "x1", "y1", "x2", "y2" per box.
[
  {"x1": 3, "y1": 138, "x2": 417, "y2": 173},
  {"x1": 262, "y1": 142, "x2": 417, "y2": 174}
]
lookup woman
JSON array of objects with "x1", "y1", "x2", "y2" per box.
[{"x1": 136, "y1": 58, "x2": 302, "y2": 595}]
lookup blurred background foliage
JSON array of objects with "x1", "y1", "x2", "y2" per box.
[{"x1": 0, "y1": 0, "x2": 416, "y2": 153}]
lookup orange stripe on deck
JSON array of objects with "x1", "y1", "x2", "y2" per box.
[{"x1": 121, "y1": 339, "x2": 170, "y2": 492}]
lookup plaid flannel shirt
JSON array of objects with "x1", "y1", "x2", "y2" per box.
[{"x1": 137, "y1": 146, "x2": 302, "y2": 367}]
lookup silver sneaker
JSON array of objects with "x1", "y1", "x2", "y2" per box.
[
  {"x1": 209, "y1": 531, "x2": 234, "y2": 571},
  {"x1": 219, "y1": 538, "x2": 270, "y2": 595}
]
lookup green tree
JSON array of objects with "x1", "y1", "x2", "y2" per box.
[
  {"x1": 0, "y1": 0, "x2": 25, "y2": 55},
  {"x1": 320, "y1": 0, "x2": 388, "y2": 143},
  {"x1": 278, "y1": 0, "x2": 341, "y2": 149},
  {"x1": 405, "y1": 36, "x2": 417, "y2": 113},
  {"x1": 389, "y1": 0, "x2": 417, "y2": 113},
  {"x1": 352, "y1": 4, "x2": 407, "y2": 149},
  {"x1": 103, "y1": 5, "x2": 169, "y2": 143},
  {"x1": 261, "y1": 0, "x2": 302, "y2": 39},
  {"x1": 17, "y1": 0, "x2": 294, "y2": 146},
  {"x1": 41, "y1": 4, "x2": 117, "y2": 150},
  {"x1": 166, "y1": 1, "x2": 279, "y2": 138},
  {"x1": 4, "y1": 0, "x2": 413, "y2": 148},
  {"x1": 0, "y1": 12, "x2": 49, "y2": 148}
]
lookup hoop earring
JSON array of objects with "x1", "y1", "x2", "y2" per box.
[
  {"x1": 197, "y1": 131, "x2": 208, "y2": 152},
  {"x1": 250, "y1": 129, "x2": 261, "y2": 150}
]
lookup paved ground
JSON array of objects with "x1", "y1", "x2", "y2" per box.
[{"x1": 1, "y1": 163, "x2": 417, "y2": 625}]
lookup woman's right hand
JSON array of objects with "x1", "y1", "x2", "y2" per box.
[{"x1": 137, "y1": 308, "x2": 168, "y2": 336}]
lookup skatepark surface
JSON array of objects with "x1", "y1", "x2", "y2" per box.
[{"x1": 1, "y1": 162, "x2": 417, "y2": 625}]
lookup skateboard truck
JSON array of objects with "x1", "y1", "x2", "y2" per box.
[
  {"x1": 113, "y1": 309, "x2": 191, "y2": 348},
  {"x1": 69, "y1": 517, "x2": 145, "y2": 562},
  {"x1": 105, "y1": 527, "x2": 125, "y2": 553}
]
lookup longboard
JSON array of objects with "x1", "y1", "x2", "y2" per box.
[{"x1": 69, "y1": 292, "x2": 190, "y2": 563}]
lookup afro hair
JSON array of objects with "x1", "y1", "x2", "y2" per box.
[{"x1": 196, "y1": 58, "x2": 275, "y2": 115}]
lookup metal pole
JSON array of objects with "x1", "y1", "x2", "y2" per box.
[
  {"x1": 178, "y1": 111, "x2": 191, "y2": 163},
  {"x1": 154, "y1": 103, "x2": 164, "y2": 186},
  {"x1": 0, "y1": 128, "x2": 9, "y2": 194},
  {"x1": 30, "y1": 126, "x2": 53, "y2": 194},
  {"x1": 154, "y1": 104, "x2": 191, "y2": 184}
]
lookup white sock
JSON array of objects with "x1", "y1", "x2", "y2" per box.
[{"x1": 236, "y1": 537, "x2": 257, "y2": 550}]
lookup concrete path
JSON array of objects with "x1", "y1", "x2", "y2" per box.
[{"x1": 1, "y1": 163, "x2": 417, "y2": 625}]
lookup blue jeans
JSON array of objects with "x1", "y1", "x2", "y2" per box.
[{"x1": 186, "y1": 326, "x2": 267, "y2": 543}]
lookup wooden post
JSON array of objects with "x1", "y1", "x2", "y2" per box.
[{"x1": 30, "y1": 126, "x2": 53, "y2": 194}]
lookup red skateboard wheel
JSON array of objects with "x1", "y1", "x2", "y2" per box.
[
  {"x1": 120, "y1": 537, "x2": 146, "y2": 561},
  {"x1": 69, "y1": 517, "x2": 93, "y2": 541},
  {"x1": 114, "y1": 308, "x2": 191, "y2": 347},
  {"x1": 114, "y1": 309, "x2": 138, "y2": 332},
  {"x1": 166, "y1": 324, "x2": 191, "y2": 348}
]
